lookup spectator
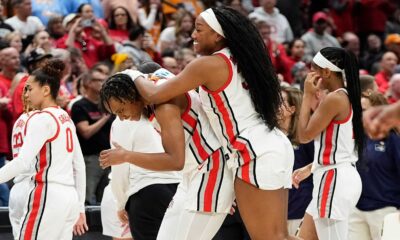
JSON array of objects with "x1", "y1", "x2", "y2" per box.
[
  {"x1": 0, "y1": 47, "x2": 20, "y2": 90},
  {"x1": 107, "y1": 6, "x2": 136, "y2": 43},
  {"x1": 349, "y1": 91, "x2": 400, "y2": 240},
  {"x1": 5, "y1": 0, "x2": 45, "y2": 49},
  {"x1": 11, "y1": 49, "x2": 51, "y2": 120},
  {"x1": 71, "y1": 69, "x2": 114, "y2": 205},
  {"x1": 248, "y1": 0, "x2": 293, "y2": 43},
  {"x1": 64, "y1": 0, "x2": 104, "y2": 19},
  {"x1": 46, "y1": 16, "x2": 65, "y2": 43},
  {"x1": 359, "y1": 74, "x2": 377, "y2": 94},
  {"x1": 355, "y1": 0, "x2": 397, "y2": 50},
  {"x1": 24, "y1": 30, "x2": 53, "y2": 56},
  {"x1": 374, "y1": 51, "x2": 398, "y2": 94},
  {"x1": 342, "y1": 32, "x2": 360, "y2": 60},
  {"x1": 119, "y1": 25, "x2": 154, "y2": 67},
  {"x1": 4, "y1": 32, "x2": 23, "y2": 54},
  {"x1": 386, "y1": 8, "x2": 400, "y2": 36},
  {"x1": 224, "y1": 0, "x2": 249, "y2": 16},
  {"x1": 301, "y1": 11, "x2": 340, "y2": 62},
  {"x1": 31, "y1": 0, "x2": 67, "y2": 26},
  {"x1": 138, "y1": 0, "x2": 164, "y2": 44},
  {"x1": 362, "y1": 34, "x2": 385, "y2": 74},
  {"x1": 284, "y1": 38, "x2": 306, "y2": 84},
  {"x1": 0, "y1": 1, "x2": 14, "y2": 38},
  {"x1": 174, "y1": 47, "x2": 196, "y2": 70},
  {"x1": 0, "y1": 80, "x2": 11, "y2": 207},
  {"x1": 387, "y1": 73, "x2": 400, "y2": 104},
  {"x1": 275, "y1": 0, "x2": 303, "y2": 38},
  {"x1": 158, "y1": 10, "x2": 194, "y2": 53},
  {"x1": 59, "y1": 17, "x2": 115, "y2": 68},
  {"x1": 328, "y1": 0, "x2": 357, "y2": 37},
  {"x1": 162, "y1": 56, "x2": 180, "y2": 75},
  {"x1": 385, "y1": 34, "x2": 400, "y2": 60},
  {"x1": 254, "y1": 19, "x2": 292, "y2": 84},
  {"x1": 102, "y1": 0, "x2": 139, "y2": 24}
]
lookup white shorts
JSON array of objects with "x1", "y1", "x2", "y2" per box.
[
  {"x1": 9, "y1": 180, "x2": 32, "y2": 239},
  {"x1": 101, "y1": 185, "x2": 132, "y2": 239},
  {"x1": 306, "y1": 164, "x2": 362, "y2": 220},
  {"x1": 18, "y1": 184, "x2": 80, "y2": 240},
  {"x1": 157, "y1": 183, "x2": 228, "y2": 240},
  {"x1": 229, "y1": 129, "x2": 294, "y2": 190}
]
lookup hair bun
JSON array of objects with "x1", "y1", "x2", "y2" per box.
[{"x1": 42, "y1": 59, "x2": 65, "y2": 79}]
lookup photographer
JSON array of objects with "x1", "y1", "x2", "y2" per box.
[{"x1": 59, "y1": 17, "x2": 115, "y2": 68}]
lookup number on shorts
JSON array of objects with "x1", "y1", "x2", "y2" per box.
[{"x1": 66, "y1": 128, "x2": 73, "y2": 152}]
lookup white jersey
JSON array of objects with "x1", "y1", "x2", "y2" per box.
[
  {"x1": 312, "y1": 89, "x2": 357, "y2": 172},
  {"x1": 0, "y1": 106, "x2": 86, "y2": 212},
  {"x1": 199, "y1": 48, "x2": 278, "y2": 167},
  {"x1": 11, "y1": 112, "x2": 36, "y2": 184},
  {"x1": 110, "y1": 117, "x2": 182, "y2": 211}
]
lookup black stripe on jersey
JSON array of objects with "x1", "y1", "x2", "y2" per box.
[
  {"x1": 207, "y1": 94, "x2": 233, "y2": 153},
  {"x1": 317, "y1": 132, "x2": 324, "y2": 165},
  {"x1": 197, "y1": 174, "x2": 206, "y2": 211},
  {"x1": 221, "y1": 91, "x2": 240, "y2": 136},
  {"x1": 214, "y1": 149, "x2": 225, "y2": 212},
  {"x1": 328, "y1": 169, "x2": 337, "y2": 218},
  {"x1": 189, "y1": 143, "x2": 202, "y2": 165},
  {"x1": 35, "y1": 143, "x2": 52, "y2": 239},
  {"x1": 237, "y1": 136, "x2": 257, "y2": 161},
  {"x1": 252, "y1": 155, "x2": 260, "y2": 188},
  {"x1": 183, "y1": 125, "x2": 192, "y2": 135},
  {"x1": 196, "y1": 118, "x2": 215, "y2": 154},
  {"x1": 332, "y1": 125, "x2": 340, "y2": 164}
]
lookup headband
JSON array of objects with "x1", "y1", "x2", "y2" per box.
[
  {"x1": 200, "y1": 8, "x2": 225, "y2": 38},
  {"x1": 313, "y1": 51, "x2": 347, "y2": 86}
]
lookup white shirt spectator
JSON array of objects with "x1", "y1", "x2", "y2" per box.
[
  {"x1": 249, "y1": 7, "x2": 293, "y2": 43},
  {"x1": 5, "y1": 15, "x2": 44, "y2": 38}
]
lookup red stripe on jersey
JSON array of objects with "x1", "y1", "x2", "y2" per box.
[
  {"x1": 24, "y1": 111, "x2": 60, "y2": 142},
  {"x1": 319, "y1": 170, "x2": 334, "y2": 218},
  {"x1": 322, "y1": 122, "x2": 335, "y2": 165},
  {"x1": 200, "y1": 52, "x2": 233, "y2": 94},
  {"x1": 192, "y1": 129, "x2": 210, "y2": 161},
  {"x1": 203, "y1": 150, "x2": 220, "y2": 212},
  {"x1": 214, "y1": 94, "x2": 253, "y2": 165},
  {"x1": 24, "y1": 144, "x2": 48, "y2": 239}
]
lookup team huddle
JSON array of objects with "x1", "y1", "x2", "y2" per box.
[{"x1": 0, "y1": 6, "x2": 395, "y2": 240}]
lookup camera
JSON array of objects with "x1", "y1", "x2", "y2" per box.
[{"x1": 80, "y1": 19, "x2": 93, "y2": 28}]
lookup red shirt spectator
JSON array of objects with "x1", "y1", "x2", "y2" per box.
[
  {"x1": 0, "y1": 81, "x2": 11, "y2": 156},
  {"x1": 11, "y1": 75, "x2": 29, "y2": 120},
  {"x1": 356, "y1": 0, "x2": 397, "y2": 34},
  {"x1": 375, "y1": 71, "x2": 391, "y2": 94}
]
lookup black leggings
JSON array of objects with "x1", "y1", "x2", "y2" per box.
[{"x1": 125, "y1": 183, "x2": 178, "y2": 240}]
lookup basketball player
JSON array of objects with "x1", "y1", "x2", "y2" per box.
[
  {"x1": 293, "y1": 47, "x2": 364, "y2": 240},
  {"x1": 0, "y1": 60, "x2": 87, "y2": 239},
  {"x1": 124, "y1": 7, "x2": 295, "y2": 239},
  {"x1": 99, "y1": 69, "x2": 235, "y2": 240}
]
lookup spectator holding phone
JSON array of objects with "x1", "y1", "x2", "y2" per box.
[{"x1": 58, "y1": 17, "x2": 115, "y2": 68}]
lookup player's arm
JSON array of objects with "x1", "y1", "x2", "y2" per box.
[
  {"x1": 134, "y1": 56, "x2": 219, "y2": 104},
  {"x1": 111, "y1": 163, "x2": 130, "y2": 211},
  {"x1": 72, "y1": 131, "x2": 86, "y2": 213},
  {"x1": 100, "y1": 101, "x2": 185, "y2": 171},
  {"x1": 0, "y1": 113, "x2": 56, "y2": 183}
]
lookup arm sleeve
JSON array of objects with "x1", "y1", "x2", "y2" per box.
[
  {"x1": 138, "y1": 8, "x2": 157, "y2": 30},
  {"x1": 72, "y1": 131, "x2": 86, "y2": 212},
  {"x1": 0, "y1": 113, "x2": 55, "y2": 183},
  {"x1": 111, "y1": 163, "x2": 130, "y2": 210}
]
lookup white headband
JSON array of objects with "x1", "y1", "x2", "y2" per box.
[
  {"x1": 313, "y1": 51, "x2": 347, "y2": 86},
  {"x1": 200, "y1": 8, "x2": 225, "y2": 38}
]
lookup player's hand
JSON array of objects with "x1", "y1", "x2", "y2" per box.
[
  {"x1": 73, "y1": 213, "x2": 89, "y2": 236},
  {"x1": 303, "y1": 72, "x2": 322, "y2": 97},
  {"x1": 117, "y1": 210, "x2": 129, "y2": 226},
  {"x1": 99, "y1": 142, "x2": 127, "y2": 168},
  {"x1": 229, "y1": 201, "x2": 237, "y2": 215},
  {"x1": 292, "y1": 164, "x2": 312, "y2": 189}
]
